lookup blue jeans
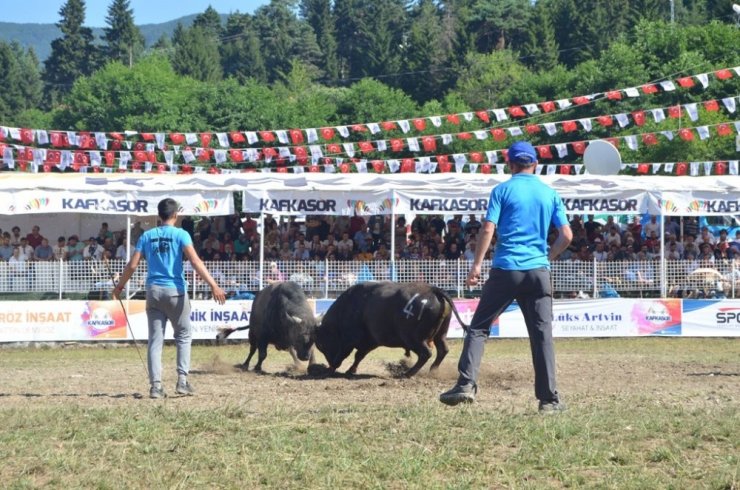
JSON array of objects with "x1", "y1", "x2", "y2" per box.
[{"x1": 146, "y1": 285, "x2": 192, "y2": 385}]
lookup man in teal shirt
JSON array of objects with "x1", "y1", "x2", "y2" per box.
[{"x1": 440, "y1": 141, "x2": 573, "y2": 413}]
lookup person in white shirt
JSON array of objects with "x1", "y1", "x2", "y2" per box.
[
  {"x1": 643, "y1": 215, "x2": 660, "y2": 238},
  {"x1": 8, "y1": 247, "x2": 28, "y2": 291},
  {"x1": 18, "y1": 238, "x2": 34, "y2": 259},
  {"x1": 83, "y1": 237, "x2": 104, "y2": 260},
  {"x1": 52, "y1": 237, "x2": 67, "y2": 261}
]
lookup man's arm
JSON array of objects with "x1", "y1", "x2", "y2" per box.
[
  {"x1": 466, "y1": 220, "x2": 496, "y2": 286},
  {"x1": 548, "y1": 224, "x2": 573, "y2": 262},
  {"x1": 183, "y1": 245, "x2": 226, "y2": 304},
  {"x1": 112, "y1": 251, "x2": 142, "y2": 299}
]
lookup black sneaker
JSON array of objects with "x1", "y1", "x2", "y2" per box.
[
  {"x1": 175, "y1": 379, "x2": 195, "y2": 396},
  {"x1": 439, "y1": 384, "x2": 477, "y2": 406},
  {"x1": 538, "y1": 401, "x2": 566, "y2": 414},
  {"x1": 149, "y1": 385, "x2": 166, "y2": 399}
]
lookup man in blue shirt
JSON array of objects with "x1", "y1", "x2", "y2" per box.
[
  {"x1": 440, "y1": 141, "x2": 573, "y2": 413},
  {"x1": 114, "y1": 198, "x2": 226, "y2": 399}
]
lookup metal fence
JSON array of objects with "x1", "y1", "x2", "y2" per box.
[{"x1": 2, "y1": 258, "x2": 737, "y2": 300}]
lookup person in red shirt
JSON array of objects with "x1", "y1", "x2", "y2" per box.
[
  {"x1": 242, "y1": 214, "x2": 258, "y2": 241},
  {"x1": 26, "y1": 225, "x2": 44, "y2": 249}
]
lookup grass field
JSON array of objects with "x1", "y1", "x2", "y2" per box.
[{"x1": 1, "y1": 338, "x2": 738, "y2": 489}]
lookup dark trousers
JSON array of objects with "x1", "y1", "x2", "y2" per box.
[{"x1": 457, "y1": 268, "x2": 559, "y2": 403}]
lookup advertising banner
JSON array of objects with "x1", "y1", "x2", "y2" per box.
[
  {"x1": 681, "y1": 299, "x2": 740, "y2": 336},
  {"x1": 657, "y1": 191, "x2": 740, "y2": 216},
  {"x1": 242, "y1": 190, "x2": 395, "y2": 216},
  {"x1": 497, "y1": 298, "x2": 683, "y2": 337},
  {"x1": 2, "y1": 190, "x2": 233, "y2": 216}
]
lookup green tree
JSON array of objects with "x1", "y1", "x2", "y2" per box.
[
  {"x1": 171, "y1": 24, "x2": 223, "y2": 82},
  {"x1": 335, "y1": 78, "x2": 419, "y2": 124},
  {"x1": 300, "y1": 0, "x2": 339, "y2": 80},
  {"x1": 521, "y1": 1, "x2": 559, "y2": 71},
  {"x1": 193, "y1": 5, "x2": 224, "y2": 38},
  {"x1": 356, "y1": 0, "x2": 408, "y2": 80},
  {"x1": 334, "y1": 0, "x2": 365, "y2": 80},
  {"x1": 102, "y1": 0, "x2": 145, "y2": 67},
  {"x1": 43, "y1": 0, "x2": 100, "y2": 106},
  {"x1": 220, "y1": 13, "x2": 267, "y2": 83},
  {"x1": 401, "y1": 0, "x2": 457, "y2": 102},
  {"x1": 469, "y1": 0, "x2": 532, "y2": 52},
  {"x1": 451, "y1": 49, "x2": 533, "y2": 109}
]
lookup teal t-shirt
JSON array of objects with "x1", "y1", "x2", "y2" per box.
[
  {"x1": 135, "y1": 225, "x2": 192, "y2": 291},
  {"x1": 485, "y1": 174, "x2": 568, "y2": 270}
]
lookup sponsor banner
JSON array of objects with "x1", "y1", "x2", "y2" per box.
[
  {"x1": 498, "y1": 298, "x2": 682, "y2": 337},
  {"x1": 448, "y1": 299, "x2": 499, "y2": 338},
  {"x1": 0, "y1": 301, "x2": 131, "y2": 342},
  {"x1": 681, "y1": 299, "x2": 740, "y2": 336},
  {"x1": 395, "y1": 190, "x2": 652, "y2": 215},
  {"x1": 242, "y1": 190, "x2": 394, "y2": 216},
  {"x1": 657, "y1": 191, "x2": 740, "y2": 216},
  {"x1": 3, "y1": 190, "x2": 233, "y2": 216}
]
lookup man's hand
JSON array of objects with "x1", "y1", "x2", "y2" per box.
[
  {"x1": 112, "y1": 286, "x2": 123, "y2": 300},
  {"x1": 466, "y1": 264, "x2": 482, "y2": 286},
  {"x1": 211, "y1": 285, "x2": 227, "y2": 305}
]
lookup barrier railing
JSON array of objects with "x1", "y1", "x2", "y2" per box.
[{"x1": 2, "y1": 258, "x2": 736, "y2": 300}]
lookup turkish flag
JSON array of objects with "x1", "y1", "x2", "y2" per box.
[
  {"x1": 134, "y1": 141, "x2": 146, "y2": 152},
  {"x1": 677, "y1": 77, "x2": 695, "y2": 88},
  {"x1": 703, "y1": 100, "x2": 719, "y2": 112},
  {"x1": 508, "y1": 106, "x2": 525, "y2": 117},
  {"x1": 562, "y1": 121, "x2": 577, "y2": 133},
  {"x1": 678, "y1": 128, "x2": 694, "y2": 141},
  {"x1": 198, "y1": 149, "x2": 212, "y2": 162},
  {"x1": 632, "y1": 110, "x2": 646, "y2": 126},
  {"x1": 157, "y1": 163, "x2": 166, "y2": 173},
  {"x1": 668, "y1": 105, "x2": 681, "y2": 118},
  {"x1": 597, "y1": 115, "x2": 613, "y2": 127},
  {"x1": 642, "y1": 133, "x2": 658, "y2": 146},
  {"x1": 327, "y1": 143, "x2": 342, "y2": 154},
  {"x1": 170, "y1": 133, "x2": 185, "y2": 144},
  {"x1": 573, "y1": 96, "x2": 589, "y2": 105},
  {"x1": 446, "y1": 114, "x2": 460, "y2": 125},
  {"x1": 390, "y1": 139, "x2": 404, "y2": 152},
  {"x1": 606, "y1": 90, "x2": 622, "y2": 100},
  {"x1": 572, "y1": 141, "x2": 586, "y2": 155},
  {"x1": 259, "y1": 131, "x2": 275, "y2": 143},
  {"x1": 401, "y1": 158, "x2": 415, "y2": 172},
  {"x1": 276, "y1": 167, "x2": 288, "y2": 173},
  {"x1": 141, "y1": 133, "x2": 155, "y2": 141},
  {"x1": 490, "y1": 128, "x2": 506, "y2": 141},
  {"x1": 715, "y1": 69, "x2": 733, "y2": 80},
  {"x1": 437, "y1": 156, "x2": 451, "y2": 173},
  {"x1": 294, "y1": 146, "x2": 308, "y2": 164},
  {"x1": 20, "y1": 128, "x2": 34, "y2": 144},
  {"x1": 131, "y1": 161, "x2": 142, "y2": 171},
  {"x1": 148, "y1": 151, "x2": 156, "y2": 163},
  {"x1": 458, "y1": 132, "x2": 472, "y2": 140},
  {"x1": 181, "y1": 164, "x2": 193, "y2": 174},
  {"x1": 469, "y1": 152, "x2": 483, "y2": 163},
  {"x1": 476, "y1": 111, "x2": 490, "y2": 123},
  {"x1": 541, "y1": 101, "x2": 555, "y2": 113},
  {"x1": 559, "y1": 164, "x2": 571, "y2": 175},
  {"x1": 422, "y1": 137, "x2": 436, "y2": 152},
  {"x1": 74, "y1": 151, "x2": 88, "y2": 166},
  {"x1": 109, "y1": 132, "x2": 125, "y2": 141},
  {"x1": 339, "y1": 163, "x2": 350, "y2": 173},
  {"x1": 230, "y1": 149, "x2": 244, "y2": 162},
  {"x1": 46, "y1": 150, "x2": 61, "y2": 164},
  {"x1": 717, "y1": 123, "x2": 732, "y2": 136},
  {"x1": 358, "y1": 141, "x2": 374, "y2": 154},
  {"x1": 481, "y1": 164, "x2": 491, "y2": 174},
  {"x1": 78, "y1": 133, "x2": 95, "y2": 149},
  {"x1": 105, "y1": 151, "x2": 116, "y2": 166},
  {"x1": 715, "y1": 162, "x2": 727, "y2": 175},
  {"x1": 230, "y1": 131, "x2": 246, "y2": 144},
  {"x1": 289, "y1": 129, "x2": 304, "y2": 145},
  {"x1": 537, "y1": 145, "x2": 553, "y2": 159},
  {"x1": 320, "y1": 127, "x2": 335, "y2": 140},
  {"x1": 351, "y1": 124, "x2": 367, "y2": 133},
  {"x1": 606, "y1": 138, "x2": 620, "y2": 149},
  {"x1": 526, "y1": 124, "x2": 541, "y2": 134},
  {"x1": 207, "y1": 166, "x2": 219, "y2": 174},
  {"x1": 637, "y1": 164, "x2": 649, "y2": 175},
  {"x1": 372, "y1": 160, "x2": 385, "y2": 173},
  {"x1": 200, "y1": 133, "x2": 212, "y2": 147},
  {"x1": 381, "y1": 121, "x2": 397, "y2": 131},
  {"x1": 50, "y1": 132, "x2": 69, "y2": 148},
  {"x1": 262, "y1": 147, "x2": 277, "y2": 160},
  {"x1": 413, "y1": 119, "x2": 427, "y2": 131},
  {"x1": 134, "y1": 150, "x2": 147, "y2": 162},
  {"x1": 641, "y1": 84, "x2": 658, "y2": 94}
]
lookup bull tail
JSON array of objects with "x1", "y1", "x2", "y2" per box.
[
  {"x1": 216, "y1": 325, "x2": 249, "y2": 341},
  {"x1": 431, "y1": 287, "x2": 469, "y2": 332}
]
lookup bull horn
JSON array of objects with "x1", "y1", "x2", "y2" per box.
[{"x1": 287, "y1": 313, "x2": 303, "y2": 324}]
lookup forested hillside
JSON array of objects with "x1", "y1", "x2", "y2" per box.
[{"x1": 1, "y1": 0, "x2": 738, "y2": 175}]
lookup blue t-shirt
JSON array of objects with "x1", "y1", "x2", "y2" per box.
[
  {"x1": 485, "y1": 174, "x2": 568, "y2": 270},
  {"x1": 135, "y1": 225, "x2": 192, "y2": 291}
]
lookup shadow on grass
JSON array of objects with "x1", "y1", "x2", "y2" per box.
[
  {"x1": 687, "y1": 371, "x2": 739, "y2": 377},
  {"x1": 0, "y1": 392, "x2": 145, "y2": 399}
]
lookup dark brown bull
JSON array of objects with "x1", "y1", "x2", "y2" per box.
[
  {"x1": 315, "y1": 282, "x2": 468, "y2": 377},
  {"x1": 217, "y1": 281, "x2": 318, "y2": 371}
]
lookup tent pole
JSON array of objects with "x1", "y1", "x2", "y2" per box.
[
  {"x1": 390, "y1": 190, "x2": 396, "y2": 281},
  {"x1": 660, "y1": 212, "x2": 666, "y2": 297},
  {"x1": 259, "y1": 212, "x2": 265, "y2": 290},
  {"x1": 126, "y1": 215, "x2": 131, "y2": 300}
]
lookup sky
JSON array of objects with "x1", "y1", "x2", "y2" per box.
[{"x1": 1, "y1": 1, "x2": 271, "y2": 26}]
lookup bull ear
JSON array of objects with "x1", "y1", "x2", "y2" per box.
[{"x1": 315, "y1": 312, "x2": 325, "y2": 324}]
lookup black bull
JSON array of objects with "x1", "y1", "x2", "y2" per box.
[
  {"x1": 217, "y1": 282, "x2": 317, "y2": 371},
  {"x1": 315, "y1": 282, "x2": 468, "y2": 377}
]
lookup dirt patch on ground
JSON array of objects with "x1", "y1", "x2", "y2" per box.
[{"x1": 0, "y1": 339, "x2": 738, "y2": 413}]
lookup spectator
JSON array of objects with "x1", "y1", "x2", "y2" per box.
[
  {"x1": 626, "y1": 216, "x2": 642, "y2": 243},
  {"x1": 374, "y1": 243, "x2": 390, "y2": 260},
  {"x1": 83, "y1": 237, "x2": 104, "y2": 260},
  {"x1": 444, "y1": 242, "x2": 462, "y2": 260},
  {"x1": 368, "y1": 215, "x2": 385, "y2": 242},
  {"x1": 102, "y1": 237, "x2": 117, "y2": 257},
  {"x1": 18, "y1": 237, "x2": 34, "y2": 259},
  {"x1": 604, "y1": 216, "x2": 621, "y2": 234},
  {"x1": 222, "y1": 243, "x2": 235, "y2": 261},
  {"x1": 293, "y1": 242, "x2": 310, "y2": 260},
  {"x1": 428, "y1": 215, "x2": 446, "y2": 236},
  {"x1": 131, "y1": 221, "x2": 145, "y2": 244},
  {"x1": 463, "y1": 242, "x2": 476, "y2": 261},
  {"x1": 349, "y1": 213, "x2": 365, "y2": 237},
  {"x1": 266, "y1": 261, "x2": 284, "y2": 283},
  {"x1": 583, "y1": 215, "x2": 601, "y2": 242},
  {"x1": 66, "y1": 236, "x2": 85, "y2": 261},
  {"x1": 52, "y1": 236, "x2": 66, "y2": 261},
  {"x1": 8, "y1": 247, "x2": 28, "y2": 290},
  {"x1": 338, "y1": 231, "x2": 354, "y2": 253},
  {"x1": 34, "y1": 238, "x2": 54, "y2": 261},
  {"x1": 666, "y1": 242, "x2": 681, "y2": 260},
  {"x1": 683, "y1": 234, "x2": 700, "y2": 259},
  {"x1": 698, "y1": 243, "x2": 715, "y2": 264},
  {"x1": 604, "y1": 228, "x2": 621, "y2": 248},
  {"x1": 411, "y1": 215, "x2": 428, "y2": 235},
  {"x1": 643, "y1": 215, "x2": 660, "y2": 238},
  {"x1": 593, "y1": 240, "x2": 608, "y2": 261},
  {"x1": 181, "y1": 216, "x2": 195, "y2": 240},
  {"x1": 115, "y1": 240, "x2": 129, "y2": 261},
  {"x1": 464, "y1": 214, "x2": 482, "y2": 235},
  {"x1": 234, "y1": 234, "x2": 250, "y2": 260},
  {"x1": 10, "y1": 226, "x2": 23, "y2": 247},
  {"x1": 699, "y1": 226, "x2": 716, "y2": 245},
  {"x1": 98, "y1": 222, "x2": 113, "y2": 244},
  {"x1": 665, "y1": 218, "x2": 680, "y2": 239},
  {"x1": 354, "y1": 227, "x2": 373, "y2": 252},
  {"x1": 26, "y1": 225, "x2": 44, "y2": 249},
  {"x1": 241, "y1": 214, "x2": 258, "y2": 241},
  {"x1": 683, "y1": 216, "x2": 699, "y2": 238},
  {"x1": 336, "y1": 243, "x2": 352, "y2": 261}
]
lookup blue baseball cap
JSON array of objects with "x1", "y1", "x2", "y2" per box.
[{"x1": 508, "y1": 141, "x2": 538, "y2": 165}]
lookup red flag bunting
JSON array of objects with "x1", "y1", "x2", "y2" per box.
[
  {"x1": 642, "y1": 133, "x2": 658, "y2": 146},
  {"x1": 508, "y1": 106, "x2": 526, "y2": 117},
  {"x1": 559, "y1": 164, "x2": 571, "y2": 175},
  {"x1": 717, "y1": 123, "x2": 733, "y2": 136},
  {"x1": 481, "y1": 164, "x2": 491, "y2": 174},
  {"x1": 401, "y1": 158, "x2": 415, "y2": 172},
  {"x1": 475, "y1": 111, "x2": 490, "y2": 123},
  {"x1": 537, "y1": 146, "x2": 553, "y2": 159},
  {"x1": 290, "y1": 129, "x2": 304, "y2": 145},
  {"x1": 469, "y1": 152, "x2": 483, "y2": 163},
  {"x1": 259, "y1": 131, "x2": 275, "y2": 143},
  {"x1": 525, "y1": 124, "x2": 541, "y2": 134},
  {"x1": 641, "y1": 84, "x2": 658, "y2": 94},
  {"x1": 678, "y1": 128, "x2": 694, "y2": 141},
  {"x1": 458, "y1": 132, "x2": 472, "y2": 140},
  {"x1": 715, "y1": 69, "x2": 733, "y2": 80},
  {"x1": 677, "y1": 77, "x2": 695, "y2": 88},
  {"x1": 715, "y1": 162, "x2": 727, "y2": 175},
  {"x1": 230, "y1": 131, "x2": 245, "y2": 144},
  {"x1": 381, "y1": 121, "x2": 397, "y2": 131},
  {"x1": 490, "y1": 128, "x2": 506, "y2": 141},
  {"x1": 372, "y1": 160, "x2": 385, "y2": 173},
  {"x1": 632, "y1": 110, "x2": 646, "y2": 126},
  {"x1": 422, "y1": 137, "x2": 436, "y2": 153},
  {"x1": 572, "y1": 96, "x2": 589, "y2": 105},
  {"x1": 667, "y1": 106, "x2": 681, "y2": 118},
  {"x1": 703, "y1": 100, "x2": 719, "y2": 111},
  {"x1": 200, "y1": 133, "x2": 212, "y2": 147},
  {"x1": 390, "y1": 139, "x2": 404, "y2": 152},
  {"x1": 412, "y1": 119, "x2": 427, "y2": 131},
  {"x1": 320, "y1": 127, "x2": 335, "y2": 140},
  {"x1": 446, "y1": 114, "x2": 460, "y2": 125},
  {"x1": 358, "y1": 141, "x2": 374, "y2": 154},
  {"x1": 562, "y1": 121, "x2": 577, "y2": 133},
  {"x1": 637, "y1": 164, "x2": 649, "y2": 175},
  {"x1": 541, "y1": 101, "x2": 555, "y2": 113},
  {"x1": 572, "y1": 141, "x2": 586, "y2": 155},
  {"x1": 597, "y1": 115, "x2": 613, "y2": 127},
  {"x1": 606, "y1": 90, "x2": 622, "y2": 100}
]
